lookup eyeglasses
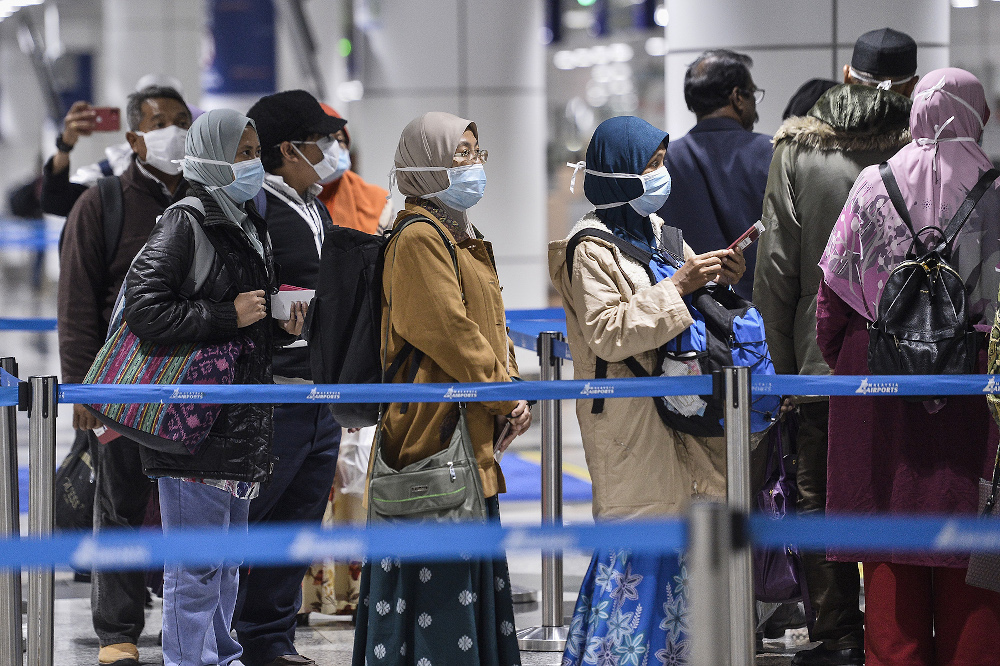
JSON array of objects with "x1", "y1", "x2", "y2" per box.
[
  {"x1": 742, "y1": 88, "x2": 765, "y2": 104},
  {"x1": 454, "y1": 147, "x2": 488, "y2": 163}
]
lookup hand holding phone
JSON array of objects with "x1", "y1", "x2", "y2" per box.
[
  {"x1": 493, "y1": 422, "x2": 511, "y2": 462},
  {"x1": 91, "y1": 107, "x2": 121, "y2": 132}
]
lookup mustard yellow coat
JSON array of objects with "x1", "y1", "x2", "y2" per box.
[{"x1": 379, "y1": 203, "x2": 519, "y2": 498}]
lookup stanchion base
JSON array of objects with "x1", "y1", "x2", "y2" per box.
[
  {"x1": 517, "y1": 625, "x2": 568, "y2": 652},
  {"x1": 510, "y1": 584, "x2": 538, "y2": 604}
]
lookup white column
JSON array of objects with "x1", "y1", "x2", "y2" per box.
[
  {"x1": 344, "y1": 0, "x2": 548, "y2": 308},
  {"x1": 665, "y1": 0, "x2": 950, "y2": 138},
  {"x1": 101, "y1": 0, "x2": 205, "y2": 109}
]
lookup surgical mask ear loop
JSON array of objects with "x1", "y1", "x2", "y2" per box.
[
  {"x1": 387, "y1": 164, "x2": 454, "y2": 201},
  {"x1": 567, "y1": 161, "x2": 586, "y2": 193}
]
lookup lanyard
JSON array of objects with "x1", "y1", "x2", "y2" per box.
[{"x1": 263, "y1": 183, "x2": 325, "y2": 258}]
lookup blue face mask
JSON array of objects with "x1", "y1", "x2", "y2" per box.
[
  {"x1": 184, "y1": 155, "x2": 266, "y2": 203},
  {"x1": 329, "y1": 145, "x2": 352, "y2": 183},
  {"x1": 393, "y1": 163, "x2": 487, "y2": 211},
  {"x1": 567, "y1": 161, "x2": 672, "y2": 217},
  {"x1": 429, "y1": 164, "x2": 486, "y2": 210},
  {"x1": 629, "y1": 166, "x2": 671, "y2": 216}
]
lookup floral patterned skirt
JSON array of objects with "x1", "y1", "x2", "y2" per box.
[
  {"x1": 563, "y1": 550, "x2": 689, "y2": 666},
  {"x1": 352, "y1": 496, "x2": 521, "y2": 666},
  {"x1": 301, "y1": 486, "x2": 364, "y2": 615}
]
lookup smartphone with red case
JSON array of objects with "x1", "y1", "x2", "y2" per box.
[
  {"x1": 728, "y1": 220, "x2": 765, "y2": 251},
  {"x1": 91, "y1": 107, "x2": 121, "y2": 132}
]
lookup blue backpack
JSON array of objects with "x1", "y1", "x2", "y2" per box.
[{"x1": 566, "y1": 224, "x2": 779, "y2": 437}]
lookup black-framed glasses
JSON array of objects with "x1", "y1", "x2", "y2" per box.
[
  {"x1": 742, "y1": 88, "x2": 765, "y2": 104},
  {"x1": 454, "y1": 147, "x2": 488, "y2": 163}
]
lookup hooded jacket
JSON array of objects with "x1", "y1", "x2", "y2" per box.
[{"x1": 752, "y1": 84, "x2": 911, "y2": 385}]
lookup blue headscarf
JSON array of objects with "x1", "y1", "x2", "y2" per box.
[{"x1": 583, "y1": 116, "x2": 669, "y2": 248}]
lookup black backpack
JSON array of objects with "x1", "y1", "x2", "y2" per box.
[
  {"x1": 566, "y1": 225, "x2": 779, "y2": 437},
  {"x1": 306, "y1": 215, "x2": 460, "y2": 428},
  {"x1": 869, "y1": 163, "x2": 1000, "y2": 377}
]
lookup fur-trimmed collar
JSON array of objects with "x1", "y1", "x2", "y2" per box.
[
  {"x1": 773, "y1": 83, "x2": 912, "y2": 153},
  {"x1": 773, "y1": 115, "x2": 911, "y2": 153}
]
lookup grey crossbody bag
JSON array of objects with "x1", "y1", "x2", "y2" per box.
[{"x1": 366, "y1": 218, "x2": 487, "y2": 524}]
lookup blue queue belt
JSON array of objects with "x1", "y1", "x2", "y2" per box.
[
  {"x1": 0, "y1": 318, "x2": 57, "y2": 331},
  {"x1": 0, "y1": 373, "x2": 992, "y2": 407},
  {"x1": 0, "y1": 512, "x2": 999, "y2": 570}
]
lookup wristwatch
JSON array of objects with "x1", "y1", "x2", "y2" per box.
[{"x1": 55, "y1": 134, "x2": 74, "y2": 153}]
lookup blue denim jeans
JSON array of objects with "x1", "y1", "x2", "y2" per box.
[{"x1": 158, "y1": 477, "x2": 250, "y2": 666}]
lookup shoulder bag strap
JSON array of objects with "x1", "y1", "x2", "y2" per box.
[
  {"x1": 96, "y1": 176, "x2": 124, "y2": 267},
  {"x1": 878, "y1": 162, "x2": 923, "y2": 254},
  {"x1": 566, "y1": 227, "x2": 654, "y2": 283},
  {"x1": 985, "y1": 443, "x2": 1000, "y2": 516},
  {"x1": 381, "y1": 215, "x2": 464, "y2": 416},
  {"x1": 941, "y1": 168, "x2": 1000, "y2": 251},
  {"x1": 659, "y1": 225, "x2": 685, "y2": 267}
]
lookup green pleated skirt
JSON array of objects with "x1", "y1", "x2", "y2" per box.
[{"x1": 351, "y1": 496, "x2": 522, "y2": 666}]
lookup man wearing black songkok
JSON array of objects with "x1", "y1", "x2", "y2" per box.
[{"x1": 754, "y1": 27, "x2": 918, "y2": 666}]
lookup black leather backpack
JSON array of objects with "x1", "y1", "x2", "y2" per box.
[{"x1": 868, "y1": 162, "x2": 1000, "y2": 376}]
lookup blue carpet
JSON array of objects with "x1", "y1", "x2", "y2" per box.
[{"x1": 501, "y1": 453, "x2": 592, "y2": 502}]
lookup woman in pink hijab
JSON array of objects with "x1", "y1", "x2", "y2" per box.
[{"x1": 817, "y1": 68, "x2": 1000, "y2": 665}]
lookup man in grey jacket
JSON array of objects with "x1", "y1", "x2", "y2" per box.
[{"x1": 753, "y1": 28, "x2": 917, "y2": 666}]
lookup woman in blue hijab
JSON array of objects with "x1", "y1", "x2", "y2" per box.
[{"x1": 551, "y1": 116, "x2": 745, "y2": 665}]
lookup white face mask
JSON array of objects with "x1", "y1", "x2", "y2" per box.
[
  {"x1": 183, "y1": 155, "x2": 266, "y2": 203},
  {"x1": 293, "y1": 137, "x2": 350, "y2": 184},
  {"x1": 566, "y1": 161, "x2": 672, "y2": 215},
  {"x1": 136, "y1": 125, "x2": 188, "y2": 175}
]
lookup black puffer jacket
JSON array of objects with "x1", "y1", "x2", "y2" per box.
[{"x1": 124, "y1": 183, "x2": 287, "y2": 483}]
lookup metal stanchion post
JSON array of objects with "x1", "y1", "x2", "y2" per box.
[
  {"x1": 724, "y1": 366, "x2": 754, "y2": 666},
  {"x1": 0, "y1": 358, "x2": 21, "y2": 663},
  {"x1": 517, "y1": 331, "x2": 568, "y2": 651},
  {"x1": 26, "y1": 376, "x2": 56, "y2": 666},
  {"x1": 688, "y1": 500, "x2": 732, "y2": 666}
]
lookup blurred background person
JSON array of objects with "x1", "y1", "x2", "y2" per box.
[{"x1": 655, "y1": 49, "x2": 771, "y2": 301}]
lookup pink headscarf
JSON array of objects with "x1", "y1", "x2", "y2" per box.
[{"x1": 819, "y1": 68, "x2": 1000, "y2": 327}]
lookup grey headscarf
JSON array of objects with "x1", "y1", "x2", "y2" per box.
[
  {"x1": 182, "y1": 108, "x2": 264, "y2": 257},
  {"x1": 393, "y1": 112, "x2": 478, "y2": 225}
]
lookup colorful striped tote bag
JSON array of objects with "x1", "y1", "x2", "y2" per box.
[{"x1": 83, "y1": 323, "x2": 246, "y2": 455}]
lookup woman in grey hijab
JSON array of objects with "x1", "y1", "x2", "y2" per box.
[
  {"x1": 123, "y1": 108, "x2": 304, "y2": 666},
  {"x1": 352, "y1": 112, "x2": 531, "y2": 666}
]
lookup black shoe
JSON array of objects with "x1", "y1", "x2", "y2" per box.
[
  {"x1": 763, "y1": 603, "x2": 807, "y2": 639},
  {"x1": 790, "y1": 645, "x2": 864, "y2": 666},
  {"x1": 295, "y1": 612, "x2": 310, "y2": 627},
  {"x1": 264, "y1": 656, "x2": 317, "y2": 666}
]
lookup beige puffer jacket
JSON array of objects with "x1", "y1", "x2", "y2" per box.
[{"x1": 548, "y1": 213, "x2": 727, "y2": 519}]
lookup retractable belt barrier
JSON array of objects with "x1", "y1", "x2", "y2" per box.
[
  {"x1": 0, "y1": 512, "x2": 997, "y2": 571},
  {"x1": 7, "y1": 366, "x2": 1000, "y2": 665}
]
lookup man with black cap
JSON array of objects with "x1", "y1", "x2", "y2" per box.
[
  {"x1": 754, "y1": 27, "x2": 917, "y2": 666},
  {"x1": 236, "y1": 89, "x2": 346, "y2": 666}
]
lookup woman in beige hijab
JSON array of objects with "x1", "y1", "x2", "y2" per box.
[{"x1": 351, "y1": 112, "x2": 530, "y2": 666}]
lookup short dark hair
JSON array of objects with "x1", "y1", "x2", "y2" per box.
[
  {"x1": 126, "y1": 85, "x2": 188, "y2": 131},
  {"x1": 683, "y1": 50, "x2": 754, "y2": 117}
]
